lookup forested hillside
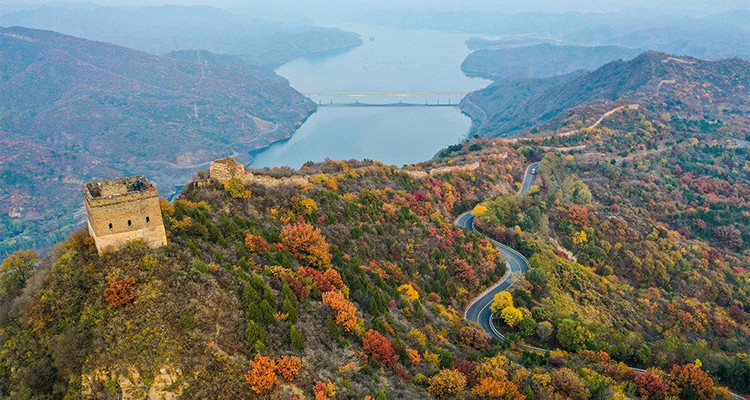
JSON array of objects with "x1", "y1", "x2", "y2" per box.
[
  {"x1": 460, "y1": 51, "x2": 749, "y2": 137},
  {"x1": 0, "y1": 27, "x2": 316, "y2": 256},
  {"x1": 0, "y1": 48, "x2": 747, "y2": 399}
]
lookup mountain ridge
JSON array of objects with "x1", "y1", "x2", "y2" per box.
[
  {"x1": 0, "y1": 26, "x2": 316, "y2": 256},
  {"x1": 460, "y1": 50, "x2": 750, "y2": 137},
  {"x1": 0, "y1": 4, "x2": 363, "y2": 67}
]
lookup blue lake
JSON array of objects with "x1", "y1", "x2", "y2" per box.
[{"x1": 249, "y1": 23, "x2": 492, "y2": 168}]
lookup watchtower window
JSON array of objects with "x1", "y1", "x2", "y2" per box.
[
  {"x1": 127, "y1": 219, "x2": 132, "y2": 227},
  {"x1": 146, "y1": 216, "x2": 150, "y2": 223},
  {"x1": 108, "y1": 223, "x2": 113, "y2": 230}
]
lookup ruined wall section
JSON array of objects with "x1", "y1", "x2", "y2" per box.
[
  {"x1": 209, "y1": 157, "x2": 249, "y2": 184},
  {"x1": 84, "y1": 177, "x2": 167, "y2": 255}
]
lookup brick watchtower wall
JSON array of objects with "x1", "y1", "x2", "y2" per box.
[
  {"x1": 209, "y1": 157, "x2": 249, "y2": 184},
  {"x1": 84, "y1": 176, "x2": 167, "y2": 255}
]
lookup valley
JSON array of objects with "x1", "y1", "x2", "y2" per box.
[{"x1": 0, "y1": 4, "x2": 748, "y2": 399}]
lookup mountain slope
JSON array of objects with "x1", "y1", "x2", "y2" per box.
[
  {"x1": 461, "y1": 43, "x2": 643, "y2": 81},
  {"x1": 0, "y1": 4, "x2": 363, "y2": 67},
  {"x1": 1, "y1": 47, "x2": 748, "y2": 397},
  {"x1": 0, "y1": 27, "x2": 316, "y2": 256},
  {"x1": 1, "y1": 130, "x2": 746, "y2": 398},
  {"x1": 166, "y1": 50, "x2": 288, "y2": 85},
  {"x1": 460, "y1": 51, "x2": 750, "y2": 137}
]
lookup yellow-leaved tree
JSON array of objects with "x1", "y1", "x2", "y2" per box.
[
  {"x1": 398, "y1": 283, "x2": 419, "y2": 301},
  {"x1": 500, "y1": 306, "x2": 523, "y2": 327},
  {"x1": 490, "y1": 291, "x2": 513, "y2": 313}
]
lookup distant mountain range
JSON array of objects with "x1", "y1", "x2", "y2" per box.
[
  {"x1": 0, "y1": 4, "x2": 363, "y2": 67},
  {"x1": 0, "y1": 26, "x2": 317, "y2": 255},
  {"x1": 364, "y1": 9, "x2": 750, "y2": 59},
  {"x1": 461, "y1": 43, "x2": 643, "y2": 81},
  {"x1": 460, "y1": 51, "x2": 750, "y2": 137}
]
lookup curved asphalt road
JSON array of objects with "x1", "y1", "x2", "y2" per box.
[
  {"x1": 518, "y1": 162, "x2": 539, "y2": 195},
  {"x1": 458, "y1": 212, "x2": 529, "y2": 341},
  {"x1": 458, "y1": 161, "x2": 538, "y2": 342},
  {"x1": 456, "y1": 162, "x2": 745, "y2": 399}
]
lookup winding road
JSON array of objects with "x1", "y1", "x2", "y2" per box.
[
  {"x1": 457, "y1": 161, "x2": 538, "y2": 342},
  {"x1": 456, "y1": 162, "x2": 745, "y2": 399}
]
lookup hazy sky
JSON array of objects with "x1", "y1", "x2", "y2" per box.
[{"x1": 7, "y1": 0, "x2": 749, "y2": 14}]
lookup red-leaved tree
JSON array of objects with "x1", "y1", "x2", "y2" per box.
[
  {"x1": 104, "y1": 275, "x2": 136, "y2": 306},
  {"x1": 363, "y1": 329, "x2": 397, "y2": 367}
]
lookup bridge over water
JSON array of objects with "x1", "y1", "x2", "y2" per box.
[{"x1": 303, "y1": 91, "x2": 470, "y2": 107}]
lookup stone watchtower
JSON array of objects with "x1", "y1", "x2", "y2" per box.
[
  {"x1": 83, "y1": 176, "x2": 167, "y2": 255},
  {"x1": 209, "y1": 156, "x2": 248, "y2": 184}
]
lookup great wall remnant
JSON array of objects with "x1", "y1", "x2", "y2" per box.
[{"x1": 83, "y1": 176, "x2": 167, "y2": 255}]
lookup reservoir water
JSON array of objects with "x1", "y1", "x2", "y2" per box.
[{"x1": 249, "y1": 23, "x2": 493, "y2": 168}]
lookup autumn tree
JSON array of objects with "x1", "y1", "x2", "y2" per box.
[
  {"x1": 104, "y1": 275, "x2": 136, "y2": 306},
  {"x1": 450, "y1": 360, "x2": 477, "y2": 386},
  {"x1": 550, "y1": 368, "x2": 590, "y2": 400},
  {"x1": 427, "y1": 369, "x2": 467, "y2": 398},
  {"x1": 668, "y1": 363, "x2": 716, "y2": 400},
  {"x1": 245, "y1": 354, "x2": 277, "y2": 396},
  {"x1": 363, "y1": 329, "x2": 397, "y2": 367},
  {"x1": 458, "y1": 326, "x2": 489, "y2": 351},
  {"x1": 0, "y1": 249, "x2": 37, "y2": 294},
  {"x1": 472, "y1": 376, "x2": 526, "y2": 400},
  {"x1": 276, "y1": 355, "x2": 302, "y2": 381},
  {"x1": 472, "y1": 204, "x2": 488, "y2": 217},
  {"x1": 635, "y1": 368, "x2": 672, "y2": 400},
  {"x1": 405, "y1": 348, "x2": 422, "y2": 366},
  {"x1": 224, "y1": 178, "x2": 251, "y2": 199},
  {"x1": 566, "y1": 204, "x2": 590, "y2": 227},
  {"x1": 322, "y1": 290, "x2": 358, "y2": 332},
  {"x1": 398, "y1": 283, "x2": 419, "y2": 301},
  {"x1": 244, "y1": 233, "x2": 270, "y2": 253},
  {"x1": 280, "y1": 221, "x2": 332, "y2": 269},
  {"x1": 291, "y1": 197, "x2": 318, "y2": 216},
  {"x1": 490, "y1": 291, "x2": 513, "y2": 313},
  {"x1": 500, "y1": 306, "x2": 523, "y2": 327},
  {"x1": 572, "y1": 230, "x2": 588, "y2": 245},
  {"x1": 313, "y1": 380, "x2": 336, "y2": 400}
]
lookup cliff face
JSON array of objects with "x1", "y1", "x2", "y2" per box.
[{"x1": 0, "y1": 27, "x2": 316, "y2": 256}]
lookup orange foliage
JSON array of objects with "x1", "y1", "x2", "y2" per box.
[
  {"x1": 313, "y1": 380, "x2": 336, "y2": 400},
  {"x1": 323, "y1": 269, "x2": 345, "y2": 289},
  {"x1": 276, "y1": 355, "x2": 302, "y2": 381},
  {"x1": 471, "y1": 377, "x2": 526, "y2": 400},
  {"x1": 566, "y1": 204, "x2": 590, "y2": 226},
  {"x1": 669, "y1": 363, "x2": 716, "y2": 400},
  {"x1": 244, "y1": 354, "x2": 277, "y2": 395},
  {"x1": 299, "y1": 267, "x2": 345, "y2": 293},
  {"x1": 104, "y1": 275, "x2": 136, "y2": 306},
  {"x1": 405, "y1": 348, "x2": 421, "y2": 366},
  {"x1": 280, "y1": 221, "x2": 332, "y2": 269},
  {"x1": 322, "y1": 290, "x2": 358, "y2": 332},
  {"x1": 363, "y1": 329, "x2": 397, "y2": 367},
  {"x1": 244, "y1": 233, "x2": 270, "y2": 252}
]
